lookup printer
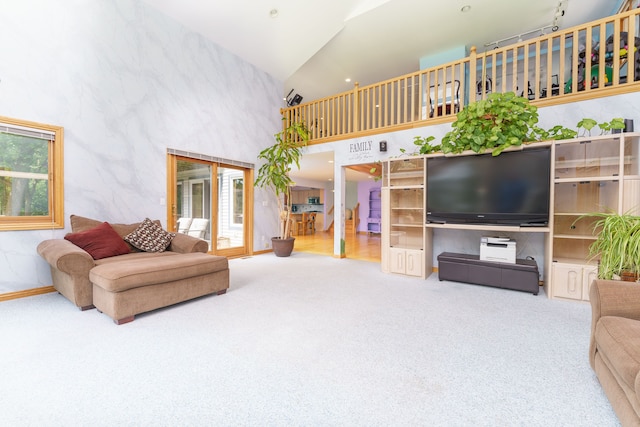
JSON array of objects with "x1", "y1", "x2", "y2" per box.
[{"x1": 480, "y1": 237, "x2": 516, "y2": 264}]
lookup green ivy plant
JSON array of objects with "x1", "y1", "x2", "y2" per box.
[
  {"x1": 405, "y1": 93, "x2": 623, "y2": 157},
  {"x1": 536, "y1": 124, "x2": 578, "y2": 141},
  {"x1": 440, "y1": 92, "x2": 540, "y2": 156},
  {"x1": 577, "y1": 117, "x2": 625, "y2": 136},
  {"x1": 399, "y1": 135, "x2": 441, "y2": 156}
]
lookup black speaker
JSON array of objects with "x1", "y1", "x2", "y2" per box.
[
  {"x1": 288, "y1": 94, "x2": 303, "y2": 106},
  {"x1": 379, "y1": 140, "x2": 387, "y2": 152}
]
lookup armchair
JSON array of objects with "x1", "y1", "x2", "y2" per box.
[{"x1": 589, "y1": 279, "x2": 640, "y2": 426}]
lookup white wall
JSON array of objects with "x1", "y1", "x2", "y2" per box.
[{"x1": 0, "y1": 0, "x2": 282, "y2": 292}]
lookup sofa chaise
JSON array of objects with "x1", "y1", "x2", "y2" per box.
[
  {"x1": 37, "y1": 215, "x2": 229, "y2": 324},
  {"x1": 590, "y1": 279, "x2": 640, "y2": 426}
]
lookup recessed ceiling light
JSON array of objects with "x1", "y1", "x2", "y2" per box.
[
  {"x1": 461, "y1": 5, "x2": 471, "y2": 13},
  {"x1": 269, "y1": 9, "x2": 279, "y2": 18},
  {"x1": 345, "y1": 78, "x2": 351, "y2": 83},
  {"x1": 328, "y1": 160, "x2": 334, "y2": 163}
]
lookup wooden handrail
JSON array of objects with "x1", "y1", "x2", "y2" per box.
[{"x1": 283, "y1": 9, "x2": 640, "y2": 145}]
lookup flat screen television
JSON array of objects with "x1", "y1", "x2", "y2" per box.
[{"x1": 426, "y1": 147, "x2": 551, "y2": 226}]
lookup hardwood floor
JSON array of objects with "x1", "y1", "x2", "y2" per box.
[{"x1": 292, "y1": 230, "x2": 381, "y2": 263}]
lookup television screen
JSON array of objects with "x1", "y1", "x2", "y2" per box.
[{"x1": 426, "y1": 147, "x2": 550, "y2": 226}]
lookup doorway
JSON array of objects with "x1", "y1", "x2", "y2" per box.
[
  {"x1": 288, "y1": 151, "x2": 381, "y2": 261},
  {"x1": 167, "y1": 154, "x2": 253, "y2": 257}
]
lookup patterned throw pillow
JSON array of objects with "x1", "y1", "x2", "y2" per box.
[{"x1": 124, "y1": 218, "x2": 175, "y2": 253}]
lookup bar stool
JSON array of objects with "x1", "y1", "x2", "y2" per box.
[
  {"x1": 294, "y1": 213, "x2": 307, "y2": 236},
  {"x1": 306, "y1": 213, "x2": 316, "y2": 234}
]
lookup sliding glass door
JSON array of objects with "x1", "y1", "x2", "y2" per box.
[
  {"x1": 216, "y1": 166, "x2": 245, "y2": 251},
  {"x1": 168, "y1": 155, "x2": 253, "y2": 257}
]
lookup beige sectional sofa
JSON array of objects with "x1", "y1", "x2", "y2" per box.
[
  {"x1": 37, "y1": 215, "x2": 229, "y2": 324},
  {"x1": 590, "y1": 279, "x2": 640, "y2": 426}
]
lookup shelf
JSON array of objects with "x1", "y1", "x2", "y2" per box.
[
  {"x1": 389, "y1": 184, "x2": 424, "y2": 189},
  {"x1": 391, "y1": 223, "x2": 423, "y2": 228},
  {"x1": 554, "y1": 234, "x2": 597, "y2": 240},
  {"x1": 391, "y1": 207, "x2": 423, "y2": 210},
  {"x1": 426, "y1": 223, "x2": 550, "y2": 232},
  {"x1": 555, "y1": 156, "x2": 621, "y2": 169},
  {"x1": 554, "y1": 176, "x2": 620, "y2": 183},
  {"x1": 390, "y1": 244, "x2": 423, "y2": 251},
  {"x1": 553, "y1": 257, "x2": 597, "y2": 266},
  {"x1": 389, "y1": 170, "x2": 422, "y2": 178},
  {"x1": 554, "y1": 209, "x2": 616, "y2": 216},
  {"x1": 554, "y1": 212, "x2": 590, "y2": 216}
]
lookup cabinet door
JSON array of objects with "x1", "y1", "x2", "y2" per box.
[
  {"x1": 582, "y1": 266, "x2": 598, "y2": 301},
  {"x1": 552, "y1": 263, "x2": 583, "y2": 300},
  {"x1": 390, "y1": 248, "x2": 405, "y2": 274},
  {"x1": 294, "y1": 191, "x2": 301, "y2": 203},
  {"x1": 405, "y1": 249, "x2": 424, "y2": 277}
]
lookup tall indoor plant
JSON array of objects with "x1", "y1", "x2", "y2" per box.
[
  {"x1": 255, "y1": 117, "x2": 310, "y2": 256},
  {"x1": 580, "y1": 211, "x2": 640, "y2": 281}
]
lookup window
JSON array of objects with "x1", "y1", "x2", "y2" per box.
[{"x1": 0, "y1": 116, "x2": 64, "y2": 230}]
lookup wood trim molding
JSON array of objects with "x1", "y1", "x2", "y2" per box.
[
  {"x1": 252, "y1": 249, "x2": 273, "y2": 256},
  {"x1": 0, "y1": 286, "x2": 56, "y2": 302}
]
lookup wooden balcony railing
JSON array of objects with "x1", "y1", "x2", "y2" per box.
[{"x1": 283, "y1": 9, "x2": 640, "y2": 145}]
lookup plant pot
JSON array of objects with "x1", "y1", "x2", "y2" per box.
[
  {"x1": 620, "y1": 271, "x2": 639, "y2": 282},
  {"x1": 272, "y1": 237, "x2": 295, "y2": 257}
]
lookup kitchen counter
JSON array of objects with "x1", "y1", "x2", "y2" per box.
[{"x1": 292, "y1": 203, "x2": 323, "y2": 213}]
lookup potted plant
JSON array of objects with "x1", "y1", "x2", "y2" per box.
[
  {"x1": 579, "y1": 211, "x2": 640, "y2": 281},
  {"x1": 255, "y1": 117, "x2": 310, "y2": 257}
]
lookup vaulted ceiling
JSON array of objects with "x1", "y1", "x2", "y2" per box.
[{"x1": 142, "y1": 0, "x2": 619, "y2": 103}]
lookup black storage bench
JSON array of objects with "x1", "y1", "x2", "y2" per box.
[{"x1": 437, "y1": 252, "x2": 540, "y2": 295}]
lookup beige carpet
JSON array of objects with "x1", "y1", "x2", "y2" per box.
[{"x1": 0, "y1": 252, "x2": 618, "y2": 426}]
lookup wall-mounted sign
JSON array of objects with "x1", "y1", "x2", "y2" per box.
[{"x1": 347, "y1": 140, "x2": 373, "y2": 162}]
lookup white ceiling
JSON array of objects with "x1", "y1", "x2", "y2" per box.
[{"x1": 141, "y1": 0, "x2": 620, "y2": 184}]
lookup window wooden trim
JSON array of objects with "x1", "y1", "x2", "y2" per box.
[{"x1": 0, "y1": 115, "x2": 64, "y2": 231}]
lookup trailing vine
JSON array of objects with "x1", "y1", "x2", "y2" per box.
[{"x1": 406, "y1": 92, "x2": 632, "y2": 157}]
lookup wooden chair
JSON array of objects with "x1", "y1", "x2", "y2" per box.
[
  {"x1": 306, "y1": 213, "x2": 316, "y2": 234},
  {"x1": 294, "y1": 213, "x2": 308, "y2": 236}
]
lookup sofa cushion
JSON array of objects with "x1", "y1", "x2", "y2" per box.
[
  {"x1": 124, "y1": 218, "x2": 175, "y2": 253},
  {"x1": 595, "y1": 316, "x2": 640, "y2": 394},
  {"x1": 64, "y1": 222, "x2": 131, "y2": 260},
  {"x1": 94, "y1": 251, "x2": 177, "y2": 265},
  {"x1": 89, "y1": 253, "x2": 228, "y2": 293}
]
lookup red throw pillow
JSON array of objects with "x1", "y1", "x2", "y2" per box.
[{"x1": 64, "y1": 222, "x2": 131, "y2": 260}]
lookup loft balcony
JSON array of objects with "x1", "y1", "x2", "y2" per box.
[{"x1": 282, "y1": 9, "x2": 640, "y2": 144}]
